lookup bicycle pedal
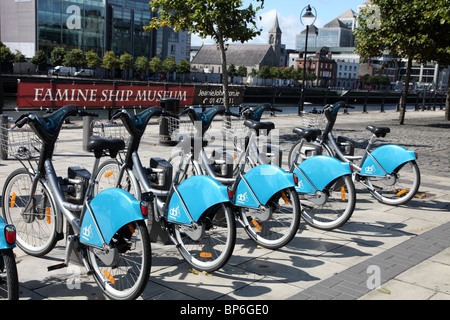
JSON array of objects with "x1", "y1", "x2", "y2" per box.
[{"x1": 47, "y1": 263, "x2": 67, "y2": 271}]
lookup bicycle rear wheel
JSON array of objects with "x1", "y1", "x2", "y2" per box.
[
  {"x1": 300, "y1": 175, "x2": 356, "y2": 230},
  {"x1": 239, "y1": 187, "x2": 301, "y2": 249},
  {"x1": 174, "y1": 203, "x2": 236, "y2": 273},
  {"x1": 0, "y1": 249, "x2": 19, "y2": 300},
  {"x1": 87, "y1": 220, "x2": 151, "y2": 300},
  {"x1": 365, "y1": 160, "x2": 420, "y2": 206},
  {"x1": 2, "y1": 168, "x2": 58, "y2": 256}
]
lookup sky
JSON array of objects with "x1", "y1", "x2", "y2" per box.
[{"x1": 191, "y1": 0, "x2": 366, "y2": 49}]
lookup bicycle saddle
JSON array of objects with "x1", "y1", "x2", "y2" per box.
[
  {"x1": 87, "y1": 135, "x2": 125, "y2": 158},
  {"x1": 244, "y1": 120, "x2": 274, "y2": 136},
  {"x1": 366, "y1": 125, "x2": 390, "y2": 138},
  {"x1": 293, "y1": 127, "x2": 321, "y2": 142}
]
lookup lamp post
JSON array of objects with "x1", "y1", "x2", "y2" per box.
[{"x1": 298, "y1": 5, "x2": 316, "y2": 116}]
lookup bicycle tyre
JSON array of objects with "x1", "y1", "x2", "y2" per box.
[
  {"x1": 174, "y1": 203, "x2": 236, "y2": 273},
  {"x1": 2, "y1": 168, "x2": 58, "y2": 256},
  {"x1": 0, "y1": 249, "x2": 19, "y2": 300},
  {"x1": 94, "y1": 159, "x2": 140, "y2": 198},
  {"x1": 300, "y1": 175, "x2": 356, "y2": 230},
  {"x1": 87, "y1": 220, "x2": 151, "y2": 300},
  {"x1": 365, "y1": 160, "x2": 421, "y2": 206},
  {"x1": 239, "y1": 187, "x2": 301, "y2": 249}
]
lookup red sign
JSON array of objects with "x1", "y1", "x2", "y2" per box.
[{"x1": 17, "y1": 82, "x2": 197, "y2": 108}]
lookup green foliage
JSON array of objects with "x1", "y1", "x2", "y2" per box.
[
  {"x1": 50, "y1": 47, "x2": 67, "y2": 66},
  {"x1": 147, "y1": 0, "x2": 264, "y2": 109},
  {"x1": 149, "y1": 56, "x2": 162, "y2": 74},
  {"x1": 85, "y1": 50, "x2": 102, "y2": 68},
  {"x1": 0, "y1": 46, "x2": 15, "y2": 65},
  {"x1": 13, "y1": 50, "x2": 26, "y2": 64},
  {"x1": 64, "y1": 49, "x2": 86, "y2": 68},
  {"x1": 162, "y1": 56, "x2": 176, "y2": 73},
  {"x1": 134, "y1": 56, "x2": 149, "y2": 73},
  {"x1": 177, "y1": 59, "x2": 191, "y2": 75},
  {"x1": 119, "y1": 52, "x2": 134, "y2": 70},
  {"x1": 354, "y1": 0, "x2": 450, "y2": 123},
  {"x1": 237, "y1": 65, "x2": 247, "y2": 77},
  {"x1": 102, "y1": 51, "x2": 119, "y2": 70},
  {"x1": 30, "y1": 50, "x2": 47, "y2": 67},
  {"x1": 355, "y1": 0, "x2": 450, "y2": 64}
]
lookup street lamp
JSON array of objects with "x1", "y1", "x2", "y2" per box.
[{"x1": 299, "y1": 5, "x2": 316, "y2": 116}]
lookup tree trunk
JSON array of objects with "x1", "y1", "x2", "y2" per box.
[
  {"x1": 446, "y1": 71, "x2": 450, "y2": 121},
  {"x1": 399, "y1": 58, "x2": 412, "y2": 125},
  {"x1": 216, "y1": 31, "x2": 230, "y2": 112}
]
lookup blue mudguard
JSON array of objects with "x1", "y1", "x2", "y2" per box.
[
  {"x1": 167, "y1": 175, "x2": 230, "y2": 225},
  {"x1": 80, "y1": 188, "x2": 145, "y2": 248},
  {"x1": 360, "y1": 145, "x2": 417, "y2": 176},
  {"x1": 235, "y1": 164, "x2": 296, "y2": 208},
  {"x1": 0, "y1": 217, "x2": 15, "y2": 249},
  {"x1": 293, "y1": 155, "x2": 352, "y2": 194}
]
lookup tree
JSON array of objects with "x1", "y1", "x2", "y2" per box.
[
  {"x1": 147, "y1": 0, "x2": 265, "y2": 111},
  {"x1": 102, "y1": 51, "x2": 119, "y2": 78},
  {"x1": 50, "y1": 47, "x2": 67, "y2": 67},
  {"x1": 237, "y1": 65, "x2": 247, "y2": 78},
  {"x1": 227, "y1": 63, "x2": 238, "y2": 82},
  {"x1": 30, "y1": 50, "x2": 47, "y2": 72},
  {"x1": 13, "y1": 49, "x2": 26, "y2": 74},
  {"x1": 119, "y1": 52, "x2": 134, "y2": 79},
  {"x1": 162, "y1": 56, "x2": 177, "y2": 81},
  {"x1": 177, "y1": 59, "x2": 191, "y2": 81},
  {"x1": 355, "y1": 0, "x2": 450, "y2": 123},
  {"x1": 257, "y1": 65, "x2": 271, "y2": 80},
  {"x1": 135, "y1": 56, "x2": 149, "y2": 79},
  {"x1": 64, "y1": 49, "x2": 86, "y2": 69},
  {"x1": 149, "y1": 56, "x2": 163, "y2": 79},
  {"x1": 85, "y1": 50, "x2": 102, "y2": 68},
  {"x1": 0, "y1": 45, "x2": 14, "y2": 73}
]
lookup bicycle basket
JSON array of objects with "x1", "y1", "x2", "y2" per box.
[
  {"x1": 221, "y1": 115, "x2": 244, "y2": 139},
  {"x1": 166, "y1": 114, "x2": 199, "y2": 141},
  {"x1": 1, "y1": 123, "x2": 42, "y2": 160},
  {"x1": 300, "y1": 111, "x2": 326, "y2": 130}
]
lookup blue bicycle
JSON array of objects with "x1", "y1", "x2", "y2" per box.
[
  {"x1": 288, "y1": 101, "x2": 420, "y2": 206},
  {"x1": 232, "y1": 104, "x2": 356, "y2": 231},
  {"x1": 94, "y1": 106, "x2": 236, "y2": 273},
  {"x1": 2, "y1": 105, "x2": 151, "y2": 300},
  {"x1": 169, "y1": 105, "x2": 301, "y2": 249},
  {"x1": 0, "y1": 217, "x2": 18, "y2": 300}
]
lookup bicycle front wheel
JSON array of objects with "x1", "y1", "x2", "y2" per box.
[
  {"x1": 365, "y1": 160, "x2": 421, "y2": 206},
  {"x1": 94, "y1": 159, "x2": 139, "y2": 198},
  {"x1": 300, "y1": 175, "x2": 356, "y2": 230},
  {"x1": 2, "y1": 168, "x2": 58, "y2": 256},
  {"x1": 0, "y1": 249, "x2": 19, "y2": 300},
  {"x1": 174, "y1": 203, "x2": 236, "y2": 273},
  {"x1": 239, "y1": 187, "x2": 301, "y2": 249},
  {"x1": 87, "y1": 220, "x2": 151, "y2": 300}
]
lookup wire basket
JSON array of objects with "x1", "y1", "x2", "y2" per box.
[
  {"x1": 300, "y1": 111, "x2": 326, "y2": 130},
  {"x1": 0, "y1": 124, "x2": 42, "y2": 160},
  {"x1": 221, "y1": 115, "x2": 248, "y2": 142},
  {"x1": 166, "y1": 115, "x2": 199, "y2": 141},
  {"x1": 91, "y1": 120, "x2": 131, "y2": 147}
]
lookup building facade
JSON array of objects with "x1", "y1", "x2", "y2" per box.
[{"x1": 0, "y1": 0, "x2": 190, "y2": 63}]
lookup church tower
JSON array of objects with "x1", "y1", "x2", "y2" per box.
[{"x1": 268, "y1": 13, "x2": 282, "y2": 66}]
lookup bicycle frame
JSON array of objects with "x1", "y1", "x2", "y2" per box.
[
  {"x1": 318, "y1": 105, "x2": 418, "y2": 177},
  {"x1": 13, "y1": 106, "x2": 148, "y2": 263},
  {"x1": 186, "y1": 112, "x2": 297, "y2": 210}
]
